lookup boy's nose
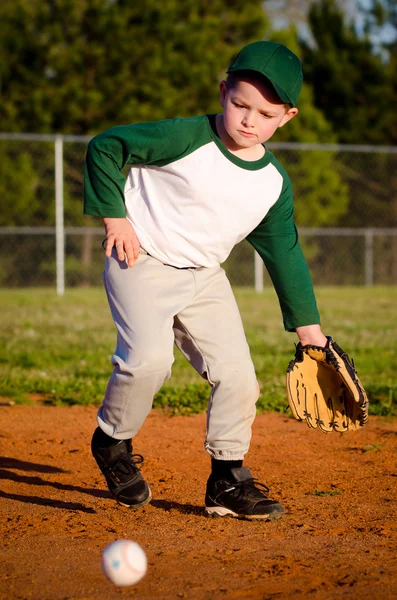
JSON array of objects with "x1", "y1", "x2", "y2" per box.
[{"x1": 242, "y1": 112, "x2": 255, "y2": 128}]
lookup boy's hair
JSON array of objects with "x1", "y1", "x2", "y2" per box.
[{"x1": 225, "y1": 71, "x2": 293, "y2": 110}]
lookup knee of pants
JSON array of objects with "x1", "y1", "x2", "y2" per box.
[
  {"x1": 112, "y1": 349, "x2": 174, "y2": 381},
  {"x1": 209, "y1": 360, "x2": 259, "y2": 399}
]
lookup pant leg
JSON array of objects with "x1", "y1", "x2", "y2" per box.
[
  {"x1": 99, "y1": 249, "x2": 196, "y2": 439},
  {"x1": 174, "y1": 265, "x2": 259, "y2": 460}
]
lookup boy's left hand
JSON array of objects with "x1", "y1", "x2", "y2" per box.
[
  {"x1": 286, "y1": 337, "x2": 369, "y2": 432},
  {"x1": 295, "y1": 324, "x2": 327, "y2": 347}
]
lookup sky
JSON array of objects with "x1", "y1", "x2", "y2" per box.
[{"x1": 265, "y1": 0, "x2": 397, "y2": 46}]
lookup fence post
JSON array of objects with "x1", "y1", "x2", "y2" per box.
[
  {"x1": 55, "y1": 134, "x2": 65, "y2": 296},
  {"x1": 364, "y1": 229, "x2": 374, "y2": 287},
  {"x1": 254, "y1": 250, "x2": 263, "y2": 293}
]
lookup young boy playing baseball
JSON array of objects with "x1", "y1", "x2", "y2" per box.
[{"x1": 84, "y1": 40, "x2": 327, "y2": 520}]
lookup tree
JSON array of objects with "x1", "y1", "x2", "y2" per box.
[
  {"x1": 299, "y1": 0, "x2": 397, "y2": 227},
  {"x1": 0, "y1": 0, "x2": 350, "y2": 233},
  {"x1": 300, "y1": 0, "x2": 396, "y2": 145},
  {"x1": 0, "y1": 0, "x2": 269, "y2": 135},
  {"x1": 0, "y1": 145, "x2": 39, "y2": 226},
  {"x1": 0, "y1": 0, "x2": 271, "y2": 285},
  {"x1": 0, "y1": 1, "x2": 361, "y2": 285},
  {"x1": 266, "y1": 28, "x2": 349, "y2": 228},
  {"x1": 298, "y1": 1, "x2": 397, "y2": 281}
]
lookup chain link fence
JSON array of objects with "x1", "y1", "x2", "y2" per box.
[{"x1": 1, "y1": 133, "x2": 396, "y2": 292}]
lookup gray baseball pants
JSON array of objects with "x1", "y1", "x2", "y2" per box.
[{"x1": 97, "y1": 248, "x2": 259, "y2": 460}]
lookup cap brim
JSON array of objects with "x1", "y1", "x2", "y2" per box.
[{"x1": 268, "y1": 79, "x2": 292, "y2": 105}]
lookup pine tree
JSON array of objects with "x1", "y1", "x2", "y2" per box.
[{"x1": 300, "y1": 0, "x2": 396, "y2": 145}]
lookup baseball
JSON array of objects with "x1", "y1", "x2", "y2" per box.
[{"x1": 101, "y1": 540, "x2": 147, "y2": 586}]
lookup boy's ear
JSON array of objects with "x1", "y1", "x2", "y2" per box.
[
  {"x1": 219, "y1": 80, "x2": 228, "y2": 108},
  {"x1": 279, "y1": 107, "x2": 299, "y2": 128}
]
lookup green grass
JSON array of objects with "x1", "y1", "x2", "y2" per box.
[
  {"x1": 0, "y1": 286, "x2": 396, "y2": 415},
  {"x1": 312, "y1": 489, "x2": 343, "y2": 497}
]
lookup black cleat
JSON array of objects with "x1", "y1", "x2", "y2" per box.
[
  {"x1": 205, "y1": 466, "x2": 285, "y2": 521},
  {"x1": 91, "y1": 427, "x2": 151, "y2": 508}
]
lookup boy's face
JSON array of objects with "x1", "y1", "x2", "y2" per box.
[{"x1": 219, "y1": 76, "x2": 298, "y2": 151}]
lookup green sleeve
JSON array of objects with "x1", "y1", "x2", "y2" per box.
[
  {"x1": 246, "y1": 177, "x2": 320, "y2": 332},
  {"x1": 83, "y1": 117, "x2": 207, "y2": 217}
]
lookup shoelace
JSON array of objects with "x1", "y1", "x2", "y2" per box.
[
  {"x1": 111, "y1": 452, "x2": 144, "y2": 476},
  {"x1": 228, "y1": 478, "x2": 270, "y2": 499}
]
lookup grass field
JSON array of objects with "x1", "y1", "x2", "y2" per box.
[{"x1": 1, "y1": 286, "x2": 396, "y2": 416}]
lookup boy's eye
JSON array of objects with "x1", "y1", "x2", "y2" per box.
[{"x1": 233, "y1": 102, "x2": 246, "y2": 109}]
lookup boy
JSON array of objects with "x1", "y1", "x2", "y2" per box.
[{"x1": 84, "y1": 41, "x2": 327, "y2": 520}]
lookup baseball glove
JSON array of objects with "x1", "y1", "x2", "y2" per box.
[{"x1": 286, "y1": 337, "x2": 369, "y2": 433}]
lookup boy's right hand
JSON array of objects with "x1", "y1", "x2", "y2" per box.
[{"x1": 102, "y1": 218, "x2": 140, "y2": 268}]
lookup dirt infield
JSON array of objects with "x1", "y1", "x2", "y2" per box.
[{"x1": 1, "y1": 405, "x2": 396, "y2": 600}]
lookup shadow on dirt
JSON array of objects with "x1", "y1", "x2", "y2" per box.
[
  {"x1": 0, "y1": 489, "x2": 96, "y2": 513},
  {"x1": 0, "y1": 467, "x2": 109, "y2": 499},
  {"x1": 0, "y1": 456, "x2": 66, "y2": 473},
  {"x1": 151, "y1": 498, "x2": 204, "y2": 516}
]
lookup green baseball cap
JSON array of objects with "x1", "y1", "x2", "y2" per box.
[{"x1": 227, "y1": 41, "x2": 303, "y2": 106}]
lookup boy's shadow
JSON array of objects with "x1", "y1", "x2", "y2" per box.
[
  {"x1": 0, "y1": 489, "x2": 96, "y2": 513},
  {"x1": 0, "y1": 457, "x2": 204, "y2": 516},
  {"x1": 0, "y1": 457, "x2": 65, "y2": 473},
  {"x1": 150, "y1": 498, "x2": 204, "y2": 516},
  {"x1": 0, "y1": 455, "x2": 108, "y2": 512},
  {"x1": 0, "y1": 456, "x2": 108, "y2": 497}
]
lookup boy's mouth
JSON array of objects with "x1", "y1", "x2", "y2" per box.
[{"x1": 238, "y1": 130, "x2": 256, "y2": 138}]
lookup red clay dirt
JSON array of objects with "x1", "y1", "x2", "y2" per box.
[{"x1": 0, "y1": 405, "x2": 396, "y2": 600}]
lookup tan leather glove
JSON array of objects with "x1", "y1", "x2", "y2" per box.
[{"x1": 286, "y1": 338, "x2": 369, "y2": 433}]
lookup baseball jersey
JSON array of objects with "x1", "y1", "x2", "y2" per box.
[{"x1": 84, "y1": 115, "x2": 320, "y2": 331}]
